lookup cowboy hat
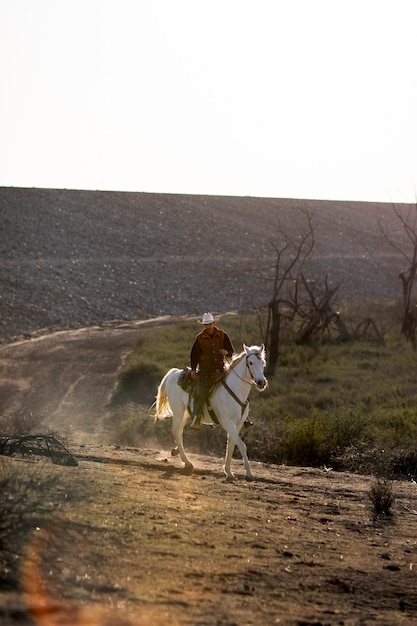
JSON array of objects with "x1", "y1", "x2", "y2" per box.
[{"x1": 198, "y1": 312, "x2": 217, "y2": 325}]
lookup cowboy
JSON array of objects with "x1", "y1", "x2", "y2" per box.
[{"x1": 189, "y1": 313, "x2": 234, "y2": 430}]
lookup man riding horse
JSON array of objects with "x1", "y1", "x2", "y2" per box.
[{"x1": 189, "y1": 313, "x2": 234, "y2": 430}]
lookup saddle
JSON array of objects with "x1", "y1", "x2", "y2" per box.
[
  {"x1": 177, "y1": 367, "x2": 224, "y2": 395},
  {"x1": 177, "y1": 366, "x2": 195, "y2": 393}
]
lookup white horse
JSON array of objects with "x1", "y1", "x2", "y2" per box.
[{"x1": 154, "y1": 344, "x2": 268, "y2": 480}]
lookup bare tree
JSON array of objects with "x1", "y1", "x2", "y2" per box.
[
  {"x1": 293, "y1": 274, "x2": 350, "y2": 344},
  {"x1": 353, "y1": 316, "x2": 385, "y2": 344},
  {"x1": 263, "y1": 209, "x2": 315, "y2": 375},
  {"x1": 377, "y1": 202, "x2": 417, "y2": 343}
]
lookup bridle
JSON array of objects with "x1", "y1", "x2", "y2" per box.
[{"x1": 231, "y1": 351, "x2": 264, "y2": 387}]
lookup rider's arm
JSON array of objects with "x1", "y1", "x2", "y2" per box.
[
  {"x1": 223, "y1": 333, "x2": 234, "y2": 358},
  {"x1": 190, "y1": 338, "x2": 201, "y2": 371}
]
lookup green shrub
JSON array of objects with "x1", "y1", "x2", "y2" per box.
[
  {"x1": 281, "y1": 408, "x2": 365, "y2": 467},
  {"x1": 285, "y1": 415, "x2": 325, "y2": 466},
  {"x1": 109, "y1": 361, "x2": 164, "y2": 406}
]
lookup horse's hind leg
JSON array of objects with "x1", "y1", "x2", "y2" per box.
[{"x1": 171, "y1": 414, "x2": 193, "y2": 469}]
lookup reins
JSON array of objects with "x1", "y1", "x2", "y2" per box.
[{"x1": 222, "y1": 378, "x2": 248, "y2": 414}]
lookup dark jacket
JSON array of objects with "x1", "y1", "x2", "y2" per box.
[{"x1": 190, "y1": 326, "x2": 234, "y2": 377}]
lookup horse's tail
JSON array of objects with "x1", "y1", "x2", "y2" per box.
[{"x1": 154, "y1": 368, "x2": 177, "y2": 420}]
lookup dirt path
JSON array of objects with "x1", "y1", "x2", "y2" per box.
[
  {"x1": 3, "y1": 445, "x2": 416, "y2": 626},
  {"x1": 1, "y1": 324, "x2": 417, "y2": 625},
  {"x1": 0, "y1": 318, "x2": 176, "y2": 439}
]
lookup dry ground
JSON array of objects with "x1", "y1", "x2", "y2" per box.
[{"x1": 1, "y1": 323, "x2": 417, "y2": 626}]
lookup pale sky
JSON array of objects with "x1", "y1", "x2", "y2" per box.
[{"x1": 1, "y1": 0, "x2": 416, "y2": 203}]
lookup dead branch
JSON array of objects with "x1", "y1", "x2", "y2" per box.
[{"x1": 0, "y1": 434, "x2": 78, "y2": 466}]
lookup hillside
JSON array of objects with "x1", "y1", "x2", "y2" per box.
[{"x1": 0, "y1": 187, "x2": 412, "y2": 340}]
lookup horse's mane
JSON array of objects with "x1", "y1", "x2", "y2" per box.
[
  {"x1": 226, "y1": 345, "x2": 263, "y2": 372},
  {"x1": 226, "y1": 352, "x2": 246, "y2": 372}
]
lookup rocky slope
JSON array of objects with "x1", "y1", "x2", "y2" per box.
[{"x1": 0, "y1": 186, "x2": 411, "y2": 340}]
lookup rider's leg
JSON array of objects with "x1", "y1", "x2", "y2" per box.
[
  {"x1": 190, "y1": 378, "x2": 208, "y2": 430},
  {"x1": 190, "y1": 396, "x2": 203, "y2": 430}
]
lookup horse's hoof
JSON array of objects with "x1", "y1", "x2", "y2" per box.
[
  {"x1": 171, "y1": 448, "x2": 179, "y2": 456},
  {"x1": 225, "y1": 474, "x2": 236, "y2": 482},
  {"x1": 245, "y1": 474, "x2": 254, "y2": 482}
]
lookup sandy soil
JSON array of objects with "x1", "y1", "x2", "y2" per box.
[{"x1": 1, "y1": 323, "x2": 417, "y2": 625}]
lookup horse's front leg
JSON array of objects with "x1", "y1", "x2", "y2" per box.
[
  {"x1": 171, "y1": 414, "x2": 193, "y2": 469},
  {"x1": 223, "y1": 433, "x2": 236, "y2": 481},
  {"x1": 223, "y1": 424, "x2": 254, "y2": 482}
]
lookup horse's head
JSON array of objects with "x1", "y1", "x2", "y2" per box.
[{"x1": 243, "y1": 344, "x2": 268, "y2": 390}]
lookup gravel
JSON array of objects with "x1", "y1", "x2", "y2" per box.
[{"x1": 0, "y1": 187, "x2": 410, "y2": 340}]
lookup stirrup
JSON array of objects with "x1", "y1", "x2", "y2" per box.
[{"x1": 243, "y1": 418, "x2": 254, "y2": 428}]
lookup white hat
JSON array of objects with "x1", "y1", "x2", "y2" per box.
[{"x1": 199, "y1": 312, "x2": 216, "y2": 325}]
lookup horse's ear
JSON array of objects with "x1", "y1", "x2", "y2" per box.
[{"x1": 243, "y1": 343, "x2": 249, "y2": 354}]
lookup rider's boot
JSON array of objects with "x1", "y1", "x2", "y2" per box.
[
  {"x1": 190, "y1": 399, "x2": 203, "y2": 430},
  {"x1": 190, "y1": 415, "x2": 201, "y2": 430}
]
